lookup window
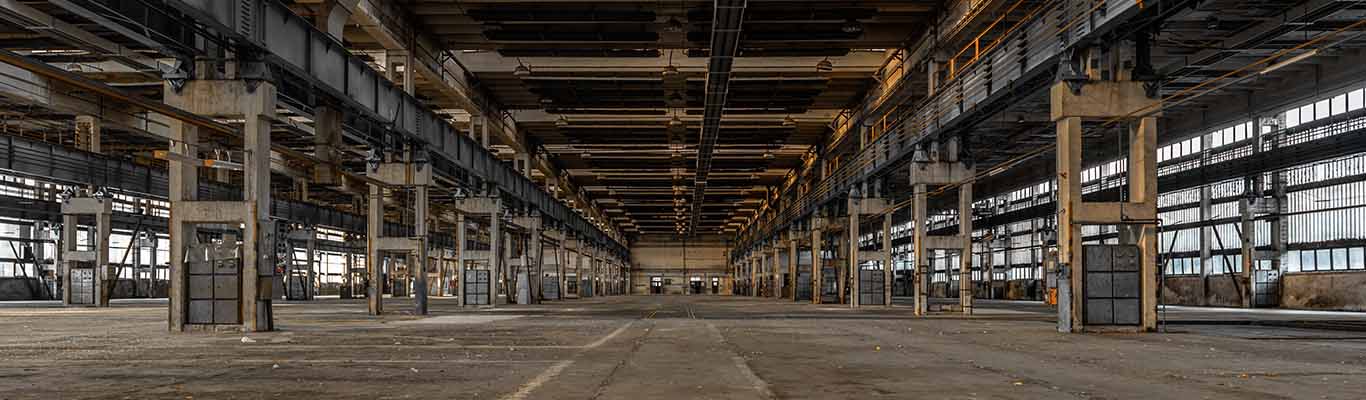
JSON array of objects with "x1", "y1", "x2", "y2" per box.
[
  {"x1": 1333, "y1": 248, "x2": 1349, "y2": 271},
  {"x1": 1349, "y1": 88, "x2": 1364, "y2": 111},
  {"x1": 1351, "y1": 248, "x2": 1365, "y2": 270}
]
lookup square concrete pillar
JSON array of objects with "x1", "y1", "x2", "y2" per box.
[{"x1": 1052, "y1": 80, "x2": 1159, "y2": 333}]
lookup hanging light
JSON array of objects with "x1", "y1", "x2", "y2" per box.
[
  {"x1": 669, "y1": 114, "x2": 685, "y2": 127},
  {"x1": 555, "y1": 115, "x2": 570, "y2": 127},
  {"x1": 782, "y1": 115, "x2": 797, "y2": 127},
  {"x1": 662, "y1": 64, "x2": 680, "y2": 77},
  {"x1": 841, "y1": 19, "x2": 864, "y2": 34},
  {"x1": 816, "y1": 57, "x2": 834, "y2": 73}
]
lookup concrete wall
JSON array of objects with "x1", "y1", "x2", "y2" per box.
[
  {"x1": 1160, "y1": 276, "x2": 1247, "y2": 307},
  {"x1": 0, "y1": 278, "x2": 49, "y2": 300},
  {"x1": 1004, "y1": 280, "x2": 1041, "y2": 301},
  {"x1": 629, "y1": 235, "x2": 730, "y2": 295},
  {"x1": 0, "y1": 278, "x2": 172, "y2": 300},
  {"x1": 1282, "y1": 272, "x2": 1366, "y2": 311}
]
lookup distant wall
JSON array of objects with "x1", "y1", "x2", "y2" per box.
[
  {"x1": 0, "y1": 278, "x2": 169, "y2": 300},
  {"x1": 1160, "y1": 276, "x2": 1247, "y2": 307},
  {"x1": 0, "y1": 278, "x2": 47, "y2": 300},
  {"x1": 629, "y1": 235, "x2": 730, "y2": 295},
  {"x1": 1282, "y1": 272, "x2": 1366, "y2": 311}
]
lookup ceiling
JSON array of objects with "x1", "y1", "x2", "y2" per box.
[{"x1": 341, "y1": 0, "x2": 940, "y2": 237}]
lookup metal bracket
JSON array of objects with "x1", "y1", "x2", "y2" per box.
[
  {"x1": 238, "y1": 56, "x2": 273, "y2": 93},
  {"x1": 163, "y1": 58, "x2": 192, "y2": 93},
  {"x1": 1058, "y1": 48, "x2": 1089, "y2": 95}
]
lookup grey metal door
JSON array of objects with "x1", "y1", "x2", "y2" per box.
[
  {"x1": 464, "y1": 270, "x2": 490, "y2": 305},
  {"x1": 187, "y1": 243, "x2": 242, "y2": 325},
  {"x1": 859, "y1": 269, "x2": 884, "y2": 305},
  {"x1": 1083, "y1": 245, "x2": 1141, "y2": 326},
  {"x1": 1253, "y1": 269, "x2": 1280, "y2": 308},
  {"x1": 69, "y1": 266, "x2": 94, "y2": 305}
]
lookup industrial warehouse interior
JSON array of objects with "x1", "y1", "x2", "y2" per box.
[{"x1": 1, "y1": 0, "x2": 1365, "y2": 398}]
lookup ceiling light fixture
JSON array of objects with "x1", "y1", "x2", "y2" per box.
[
  {"x1": 669, "y1": 114, "x2": 685, "y2": 127},
  {"x1": 555, "y1": 115, "x2": 570, "y2": 127},
  {"x1": 782, "y1": 115, "x2": 797, "y2": 127},
  {"x1": 816, "y1": 57, "x2": 834, "y2": 73},
  {"x1": 663, "y1": 64, "x2": 680, "y2": 77}
]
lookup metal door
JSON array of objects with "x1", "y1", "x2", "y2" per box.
[
  {"x1": 859, "y1": 268, "x2": 884, "y2": 305},
  {"x1": 1253, "y1": 269, "x2": 1280, "y2": 307},
  {"x1": 464, "y1": 270, "x2": 490, "y2": 305},
  {"x1": 187, "y1": 242, "x2": 242, "y2": 325},
  {"x1": 69, "y1": 266, "x2": 94, "y2": 305},
  {"x1": 1083, "y1": 245, "x2": 1141, "y2": 326}
]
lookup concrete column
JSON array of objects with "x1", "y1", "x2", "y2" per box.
[
  {"x1": 489, "y1": 196, "x2": 502, "y2": 306},
  {"x1": 558, "y1": 233, "x2": 567, "y2": 299},
  {"x1": 164, "y1": 79, "x2": 276, "y2": 332},
  {"x1": 1199, "y1": 183, "x2": 1212, "y2": 304},
  {"x1": 529, "y1": 217, "x2": 543, "y2": 303},
  {"x1": 912, "y1": 184, "x2": 929, "y2": 316},
  {"x1": 413, "y1": 184, "x2": 429, "y2": 315},
  {"x1": 1053, "y1": 87, "x2": 1159, "y2": 332},
  {"x1": 456, "y1": 212, "x2": 467, "y2": 306},
  {"x1": 342, "y1": 236, "x2": 354, "y2": 299},
  {"x1": 306, "y1": 229, "x2": 316, "y2": 300},
  {"x1": 848, "y1": 199, "x2": 860, "y2": 308},
  {"x1": 788, "y1": 237, "x2": 797, "y2": 301},
  {"x1": 771, "y1": 245, "x2": 781, "y2": 298},
  {"x1": 480, "y1": 117, "x2": 491, "y2": 149},
  {"x1": 436, "y1": 221, "x2": 447, "y2": 297},
  {"x1": 312, "y1": 105, "x2": 344, "y2": 186},
  {"x1": 60, "y1": 196, "x2": 111, "y2": 307},
  {"x1": 811, "y1": 226, "x2": 822, "y2": 304},
  {"x1": 367, "y1": 184, "x2": 383, "y2": 315},
  {"x1": 958, "y1": 183, "x2": 974, "y2": 315},
  {"x1": 754, "y1": 252, "x2": 764, "y2": 296},
  {"x1": 242, "y1": 87, "x2": 273, "y2": 331},
  {"x1": 883, "y1": 213, "x2": 894, "y2": 306},
  {"x1": 60, "y1": 210, "x2": 77, "y2": 305},
  {"x1": 403, "y1": 51, "x2": 415, "y2": 95}
]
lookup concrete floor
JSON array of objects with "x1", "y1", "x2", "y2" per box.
[{"x1": 2, "y1": 296, "x2": 1365, "y2": 399}]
